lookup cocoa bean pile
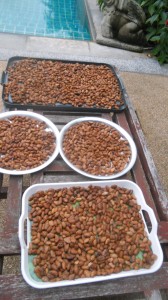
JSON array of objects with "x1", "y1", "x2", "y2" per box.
[
  {"x1": 62, "y1": 121, "x2": 131, "y2": 176},
  {"x1": 28, "y1": 185, "x2": 157, "y2": 282},
  {"x1": 0, "y1": 116, "x2": 56, "y2": 170},
  {"x1": 4, "y1": 59, "x2": 124, "y2": 110}
]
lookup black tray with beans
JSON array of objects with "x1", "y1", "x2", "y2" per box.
[{"x1": 1, "y1": 56, "x2": 127, "y2": 112}]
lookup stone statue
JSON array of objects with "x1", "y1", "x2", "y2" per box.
[{"x1": 101, "y1": 0, "x2": 146, "y2": 46}]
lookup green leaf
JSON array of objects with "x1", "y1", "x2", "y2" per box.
[
  {"x1": 72, "y1": 201, "x2": 80, "y2": 208},
  {"x1": 136, "y1": 251, "x2": 143, "y2": 260},
  {"x1": 97, "y1": 0, "x2": 105, "y2": 10},
  {"x1": 141, "y1": 0, "x2": 149, "y2": 6},
  {"x1": 146, "y1": 27, "x2": 156, "y2": 34},
  {"x1": 155, "y1": 0, "x2": 164, "y2": 6},
  {"x1": 158, "y1": 1, "x2": 164, "y2": 8},
  {"x1": 150, "y1": 35, "x2": 160, "y2": 41},
  {"x1": 28, "y1": 255, "x2": 42, "y2": 282},
  {"x1": 161, "y1": 12, "x2": 167, "y2": 22},
  {"x1": 159, "y1": 19, "x2": 166, "y2": 25},
  {"x1": 152, "y1": 45, "x2": 161, "y2": 55},
  {"x1": 146, "y1": 32, "x2": 155, "y2": 41},
  {"x1": 146, "y1": 14, "x2": 159, "y2": 24},
  {"x1": 158, "y1": 56, "x2": 166, "y2": 64},
  {"x1": 148, "y1": 5, "x2": 155, "y2": 16}
]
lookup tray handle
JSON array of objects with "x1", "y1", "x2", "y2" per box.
[
  {"x1": 143, "y1": 204, "x2": 158, "y2": 237},
  {"x1": 1, "y1": 71, "x2": 7, "y2": 85},
  {"x1": 18, "y1": 214, "x2": 27, "y2": 249}
]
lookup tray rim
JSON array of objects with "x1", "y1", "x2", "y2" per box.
[
  {"x1": 19, "y1": 179, "x2": 163, "y2": 289},
  {"x1": 0, "y1": 110, "x2": 60, "y2": 175},
  {"x1": 1, "y1": 56, "x2": 127, "y2": 113},
  {"x1": 59, "y1": 116, "x2": 137, "y2": 180}
]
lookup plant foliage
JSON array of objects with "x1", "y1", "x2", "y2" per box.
[
  {"x1": 138, "y1": 0, "x2": 168, "y2": 64},
  {"x1": 97, "y1": 0, "x2": 105, "y2": 10}
]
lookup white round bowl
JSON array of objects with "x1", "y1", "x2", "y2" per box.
[
  {"x1": 60, "y1": 117, "x2": 137, "y2": 180},
  {"x1": 0, "y1": 110, "x2": 60, "y2": 175}
]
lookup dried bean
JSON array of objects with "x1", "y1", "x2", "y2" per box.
[
  {"x1": 0, "y1": 116, "x2": 56, "y2": 170},
  {"x1": 4, "y1": 59, "x2": 123, "y2": 110},
  {"x1": 28, "y1": 185, "x2": 157, "y2": 282},
  {"x1": 63, "y1": 121, "x2": 131, "y2": 175}
]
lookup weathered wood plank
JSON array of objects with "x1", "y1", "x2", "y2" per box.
[
  {"x1": 30, "y1": 171, "x2": 44, "y2": 185},
  {"x1": 0, "y1": 256, "x2": 3, "y2": 274},
  {"x1": 0, "y1": 233, "x2": 20, "y2": 255},
  {"x1": 45, "y1": 159, "x2": 72, "y2": 172},
  {"x1": 0, "y1": 187, "x2": 7, "y2": 200},
  {"x1": 5, "y1": 176, "x2": 23, "y2": 231},
  {"x1": 144, "y1": 289, "x2": 163, "y2": 300},
  {"x1": 0, "y1": 263, "x2": 168, "y2": 300},
  {"x1": 115, "y1": 113, "x2": 160, "y2": 221},
  {"x1": 158, "y1": 222, "x2": 168, "y2": 243},
  {"x1": 44, "y1": 113, "x2": 100, "y2": 124},
  {"x1": 0, "y1": 173, "x2": 3, "y2": 192},
  {"x1": 114, "y1": 111, "x2": 131, "y2": 135},
  {"x1": 101, "y1": 112, "x2": 113, "y2": 121},
  {"x1": 45, "y1": 114, "x2": 78, "y2": 124},
  {"x1": 0, "y1": 174, "x2": 6, "y2": 199},
  {"x1": 43, "y1": 112, "x2": 111, "y2": 129},
  {"x1": 0, "y1": 176, "x2": 22, "y2": 254},
  {"x1": 44, "y1": 173, "x2": 92, "y2": 183},
  {"x1": 162, "y1": 246, "x2": 168, "y2": 261},
  {"x1": 54, "y1": 124, "x2": 64, "y2": 131},
  {"x1": 3, "y1": 104, "x2": 167, "y2": 300},
  {"x1": 124, "y1": 95, "x2": 168, "y2": 220},
  {"x1": 131, "y1": 155, "x2": 160, "y2": 221}
]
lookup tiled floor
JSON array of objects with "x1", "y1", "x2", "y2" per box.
[{"x1": 0, "y1": 0, "x2": 91, "y2": 40}]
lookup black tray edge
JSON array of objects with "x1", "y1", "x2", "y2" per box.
[{"x1": 1, "y1": 71, "x2": 7, "y2": 85}]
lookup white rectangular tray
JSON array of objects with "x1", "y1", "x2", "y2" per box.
[{"x1": 19, "y1": 180, "x2": 163, "y2": 289}]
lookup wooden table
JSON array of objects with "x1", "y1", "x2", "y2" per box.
[{"x1": 0, "y1": 95, "x2": 168, "y2": 299}]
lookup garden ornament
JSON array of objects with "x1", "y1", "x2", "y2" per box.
[{"x1": 101, "y1": 0, "x2": 146, "y2": 45}]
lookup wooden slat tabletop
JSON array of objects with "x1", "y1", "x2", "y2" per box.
[
  {"x1": 0, "y1": 264, "x2": 168, "y2": 300},
  {"x1": 0, "y1": 108, "x2": 168, "y2": 299}
]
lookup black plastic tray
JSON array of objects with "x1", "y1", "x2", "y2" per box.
[{"x1": 1, "y1": 56, "x2": 127, "y2": 113}]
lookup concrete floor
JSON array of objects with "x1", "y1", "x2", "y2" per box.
[{"x1": 120, "y1": 72, "x2": 168, "y2": 198}]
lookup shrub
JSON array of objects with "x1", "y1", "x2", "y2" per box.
[{"x1": 139, "y1": 0, "x2": 168, "y2": 64}]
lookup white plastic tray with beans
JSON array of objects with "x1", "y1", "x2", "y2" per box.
[{"x1": 19, "y1": 180, "x2": 163, "y2": 289}]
